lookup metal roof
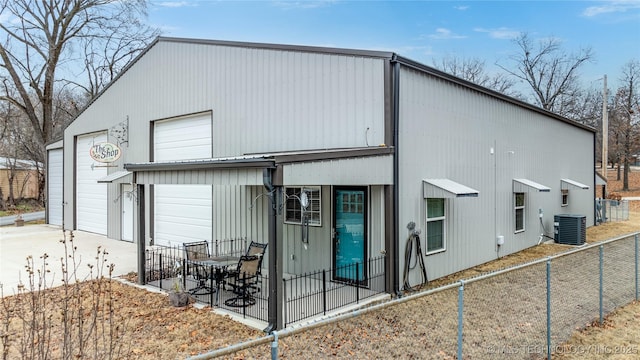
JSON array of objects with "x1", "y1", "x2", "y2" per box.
[
  {"x1": 513, "y1": 178, "x2": 551, "y2": 192},
  {"x1": 97, "y1": 171, "x2": 132, "y2": 183},
  {"x1": 561, "y1": 178, "x2": 590, "y2": 190},
  {"x1": 125, "y1": 147, "x2": 394, "y2": 172},
  {"x1": 423, "y1": 179, "x2": 479, "y2": 198},
  {"x1": 66, "y1": 36, "x2": 595, "y2": 136}
]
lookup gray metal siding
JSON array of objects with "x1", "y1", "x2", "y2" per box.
[
  {"x1": 397, "y1": 66, "x2": 594, "y2": 281},
  {"x1": 282, "y1": 186, "x2": 332, "y2": 275},
  {"x1": 281, "y1": 185, "x2": 386, "y2": 275},
  {"x1": 282, "y1": 155, "x2": 393, "y2": 185},
  {"x1": 63, "y1": 40, "x2": 386, "y2": 240},
  {"x1": 135, "y1": 168, "x2": 264, "y2": 185}
]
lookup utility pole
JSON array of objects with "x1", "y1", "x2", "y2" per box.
[{"x1": 602, "y1": 75, "x2": 608, "y2": 179}]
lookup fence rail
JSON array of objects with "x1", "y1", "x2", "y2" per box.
[{"x1": 189, "y1": 233, "x2": 640, "y2": 360}]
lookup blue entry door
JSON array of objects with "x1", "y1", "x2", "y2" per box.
[{"x1": 333, "y1": 187, "x2": 367, "y2": 283}]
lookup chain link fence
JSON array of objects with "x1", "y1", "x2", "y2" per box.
[
  {"x1": 189, "y1": 233, "x2": 640, "y2": 360},
  {"x1": 596, "y1": 198, "x2": 629, "y2": 223}
]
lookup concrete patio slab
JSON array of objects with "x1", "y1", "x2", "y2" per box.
[{"x1": 1, "y1": 224, "x2": 137, "y2": 296}]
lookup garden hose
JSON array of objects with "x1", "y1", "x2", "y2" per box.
[{"x1": 402, "y1": 231, "x2": 428, "y2": 291}]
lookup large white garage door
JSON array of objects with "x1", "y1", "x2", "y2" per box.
[
  {"x1": 76, "y1": 132, "x2": 107, "y2": 235},
  {"x1": 47, "y1": 149, "x2": 63, "y2": 226},
  {"x1": 154, "y1": 114, "x2": 212, "y2": 247}
]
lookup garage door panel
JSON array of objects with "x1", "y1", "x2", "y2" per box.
[
  {"x1": 154, "y1": 114, "x2": 211, "y2": 161},
  {"x1": 47, "y1": 149, "x2": 63, "y2": 226},
  {"x1": 76, "y1": 132, "x2": 107, "y2": 235},
  {"x1": 154, "y1": 185, "x2": 212, "y2": 247}
]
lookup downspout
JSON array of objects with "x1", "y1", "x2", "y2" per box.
[
  {"x1": 136, "y1": 178, "x2": 146, "y2": 286},
  {"x1": 391, "y1": 56, "x2": 401, "y2": 297},
  {"x1": 263, "y1": 167, "x2": 282, "y2": 332}
]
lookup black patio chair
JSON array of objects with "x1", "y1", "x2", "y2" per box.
[
  {"x1": 224, "y1": 255, "x2": 261, "y2": 307},
  {"x1": 183, "y1": 241, "x2": 215, "y2": 295},
  {"x1": 224, "y1": 241, "x2": 267, "y2": 293}
]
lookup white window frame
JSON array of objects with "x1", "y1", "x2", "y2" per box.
[
  {"x1": 515, "y1": 192, "x2": 525, "y2": 233},
  {"x1": 426, "y1": 198, "x2": 446, "y2": 254},
  {"x1": 284, "y1": 186, "x2": 321, "y2": 226},
  {"x1": 561, "y1": 189, "x2": 569, "y2": 207}
]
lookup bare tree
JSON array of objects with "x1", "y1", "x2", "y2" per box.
[
  {"x1": 498, "y1": 33, "x2": 594, "y2": 116},
  {"x1": 0, "y1": 0, "x2": 157, "y2": 153},
  {"x1": 434, "y1": 56, "x2": 520, "y2": 97},
  {"x1": 70, "y1": 3, "x2": 160, "y2": 99},
  {"x1": 612, "y1": 60, "x2": 640, "y2": 190}
]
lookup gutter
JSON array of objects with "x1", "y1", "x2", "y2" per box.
[{"x1": 124, "y1": 158, "x2": 275, "y2": 172}]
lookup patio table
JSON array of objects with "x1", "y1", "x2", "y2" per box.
[{"x1": 188, "y1": 256, "x2": 239, "y2": 304}]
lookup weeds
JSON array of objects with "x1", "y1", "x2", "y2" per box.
[{"x1": 0, "y1": 231, "x2": 129, "y2": 359}]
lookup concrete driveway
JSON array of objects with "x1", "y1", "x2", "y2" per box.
[{"x1": 0, "y1": 224, "x2": 137, "y2": 296}]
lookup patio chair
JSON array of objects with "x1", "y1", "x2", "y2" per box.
[
  {"x1": 224, "y1": 241, "x2": 267, "y2": 292},
  {"x1": 224, "y1": 255, "x2": 261, "y2": 307},
  {"x1": 183, "y1": 241, "x2": 215, "y2": 295}
]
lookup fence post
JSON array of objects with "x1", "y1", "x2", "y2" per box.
[
  {"x1": 159, "y1": 254, "x2": 163, "y2": 289},
  {"x1": 457, "y1": 280, "x2": 464, "y2": 360},
  {"x1": 182, "y1": 258, "x2": 187, "y2": 290},
  {"x1": 635, "y1": 234, "x2": 638, "y2": 301},
  {"x1": 546, "y1": 257, "x2": 551, "y2": 360},
  {"x1": 322, "y1": 270, "x2": 327, "y2": 315},
  {"x1": 599, "y1": 244, "x2": 604, "y2": 325},
  {"x1": 282, "y1": 278, "x2": 288, "y2": 328},
  {"x1": 356, "y1": 262, "x2": 360, "y2": 303},
  {"x1": 271, "y1": 330, "x2": 279, "y2": 360},
  {"x1": 209, "y1": 265, "x2": 215, "y2": 306}
]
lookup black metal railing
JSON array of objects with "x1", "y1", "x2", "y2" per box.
[
  {"x1": 144, "y1": 244, "x2": 387, "y2": 326},
  {"x1": 144, "y1": 238, "x2": 268, "y2": 322},
  {"x1": 283, "y1": 256, "x2": 387, "y2": 326}
]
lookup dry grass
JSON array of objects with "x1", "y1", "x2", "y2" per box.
[
  {"x1": 1, "y1": 280, "x2": 264, "y2": 359},
  {"x1": 3, "y1": 170, "x2": 640, "y2": 359}
]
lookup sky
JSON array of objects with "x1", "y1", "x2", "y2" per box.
[{"x1": 147, "y1": 0, "x2": 639, "y2": 94}]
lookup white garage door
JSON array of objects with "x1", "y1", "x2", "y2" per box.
[
  {"x1": 76, "y1": 132, "x2": 107, "y2": 235},
  {"x1": 47, "y1": 149, "x2": 63, "y2": 226},
  {"x1": 154, "y1": 114, "x2": 212, "y2": 247},
  {"x1": 154, "y1": 114, "x2": 212, "y2": 161},
  {"x1": 154, "y1": 185, "x2": 212, "y2": 247}
]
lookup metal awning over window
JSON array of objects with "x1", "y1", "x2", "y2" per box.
[
  {"x1": 513, "y1": 178, "x2": 551, "y2": 192},
  {"x1": 97, "y1": 170, "x2": 132, "y2": 183},
  {"x1": 596, "y1": 173, "x2": 607, "y2": 186},
  {"x1": 561, "y1": 178, "x2": 589, "y2": 190},
  {"x1": 423, "y1": 179, "x2": 479, "y2": 198}
]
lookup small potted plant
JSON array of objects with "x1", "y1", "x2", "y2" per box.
[{"x1": 168, "y1": 260, "x2": 191, "y2": 307}]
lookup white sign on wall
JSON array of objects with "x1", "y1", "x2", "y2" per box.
[{"x1": 89, "y1": 142, "x2": 121, "y2": 163}]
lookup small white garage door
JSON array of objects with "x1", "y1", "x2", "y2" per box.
[
  {"x1": 154, "y1": 185, "x2": 213, "y2": 247},
  {"x1": 47, "y1": 149, "x2": 63, "y2": 226},
  {"x1": 76, "y1": 132, "x2": 108, "y2": 235},
  {"x1": 154, "y1": 113, "x2": 213, "y2": 246},
  {"x1": 154, "y1": 114, "x2": 212, "y2": 161}
]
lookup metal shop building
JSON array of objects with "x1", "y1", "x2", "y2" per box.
[{"x1": 47, "y1": 37, "x2": 595, "y2": 304}]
